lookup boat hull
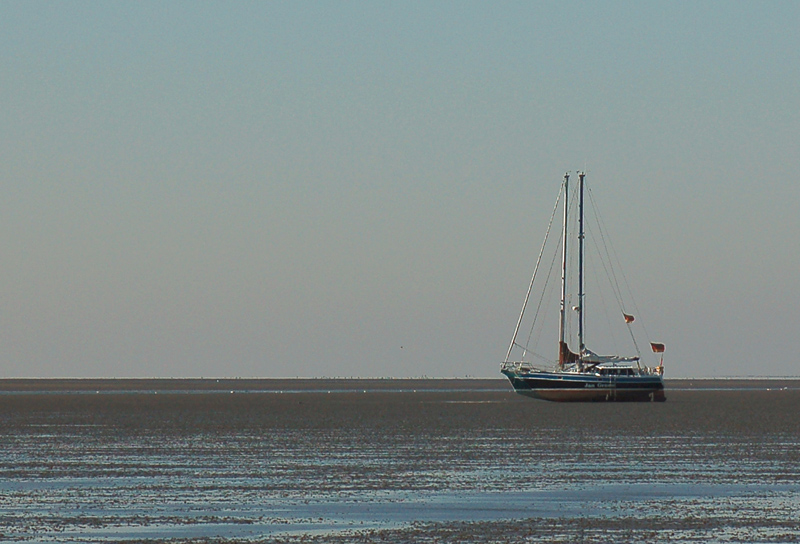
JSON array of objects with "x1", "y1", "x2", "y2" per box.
[{"x1": 501, "y1": 369, "x2": 666, "y2": 402}]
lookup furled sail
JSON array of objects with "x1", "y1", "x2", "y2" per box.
[
  {"x1": 581, "y1": 348, "x2": 640, "y2": 364},
  {"x1": 559, "y1": 341, "x2": 580, "y2": 366}
]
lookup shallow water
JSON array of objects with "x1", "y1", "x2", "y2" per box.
[{"x1": 1, "y1": 381, "x2": 799, "y2": 542}]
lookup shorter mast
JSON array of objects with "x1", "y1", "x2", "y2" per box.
[
  {"x1": 577, "y1": 171, "x2": 586, "y2": 359},
  {"x1": 558, "y1": 173, "x2": 569, "y2": 367}
]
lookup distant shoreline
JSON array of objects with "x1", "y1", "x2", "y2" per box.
[{"x1": 0, "y1": 377, "x2": 798, "y2": 393}]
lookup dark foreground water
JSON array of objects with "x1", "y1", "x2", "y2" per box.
[{"x1": 1, "y1": 379, "x2": 799, "y2": 543}]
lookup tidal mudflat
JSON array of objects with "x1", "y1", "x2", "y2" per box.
[{"x1": 1, "y1": 379, "x2": 799, "y2": 542}]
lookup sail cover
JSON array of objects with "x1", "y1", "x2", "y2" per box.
[
  {"x1": 559, "y1": 341, "x2": 580, "y2": 365},
  {"x1": 581, "y1": 348, "x2": 639, "y2": 364}
]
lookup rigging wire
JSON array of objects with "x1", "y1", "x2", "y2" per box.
[
  {"x1": 511, "y1": 342, "x2": 554, "y2": 365},
  {"x1": 583, "y1": 210, "x2": 635, "y2": 356},
  {"x1": 585, "y1": 238, "x2": 623, "y2": 355},
  {"x1": 521, "y1": 227, "x2": 562, "y2": 362},
  {"x1": 586, "y1": 185, "x2": 626, "y2": 310},
  {"x1": 586, "y1": 183, "x2": 651, "y2": 362},
  {"x1": 504, "y1": 182, "x2": 565, "y2": 362}
]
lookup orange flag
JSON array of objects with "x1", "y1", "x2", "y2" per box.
[
  {"x1": 623, "y1": 313, "x2": 635, "y2": 323},
  {"x1": 650, "y1": 342, "x2": 666, "y2": 353}
]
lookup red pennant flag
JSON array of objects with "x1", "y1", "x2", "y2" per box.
[
  {"x1": 623, "y1": 313, "x2": 635, "y2": 323},
  {"x1": 650, "y1": 342, "x2": 666, "y2": 353}
]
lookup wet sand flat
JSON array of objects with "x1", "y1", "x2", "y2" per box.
[{"x1": 1, "y1": 380, "x2": 799, "y2": 542}]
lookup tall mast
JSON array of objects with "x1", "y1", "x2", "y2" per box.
[
  {"x1": 558, "y1": 173, "x2": 569, "y2": 367},
  {"x1": 577, "y1": 171, "x2": 586, "y2": 356}
]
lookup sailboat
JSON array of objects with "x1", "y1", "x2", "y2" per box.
[{"x1": 501, "y1": 172, "x2": 666, "y2": 402}]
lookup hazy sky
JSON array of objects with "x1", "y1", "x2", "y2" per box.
[{"x1": 2, "y1": 1, "x2": 798, "y2": 378}]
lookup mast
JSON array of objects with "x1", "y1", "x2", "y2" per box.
[
  {"x1": 558, "y1": 173, "x2": 569, "y2": 368},
  {"x1": 577, "y1": 171, "x2": 586, "y2": 357}
]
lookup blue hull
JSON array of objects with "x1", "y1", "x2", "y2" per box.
[{"x1": 502, "y1": 369, "x2": 666, "y2": 402}]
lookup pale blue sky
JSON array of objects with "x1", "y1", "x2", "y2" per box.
[{"x1": 1, "y1": 1, "x2": 798, "y2": 378}]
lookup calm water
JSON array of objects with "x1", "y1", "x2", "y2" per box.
[{"x1": 1, "y1": 380, "x2": 799, "y2": 542}]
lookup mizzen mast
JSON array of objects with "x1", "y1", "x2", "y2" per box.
[
  {"x1": 577, "y1": 171, "x2": 586, "y2": 357},
  {"x1": 558, "y1": 173, "x2": 569, "y2": 368}
]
